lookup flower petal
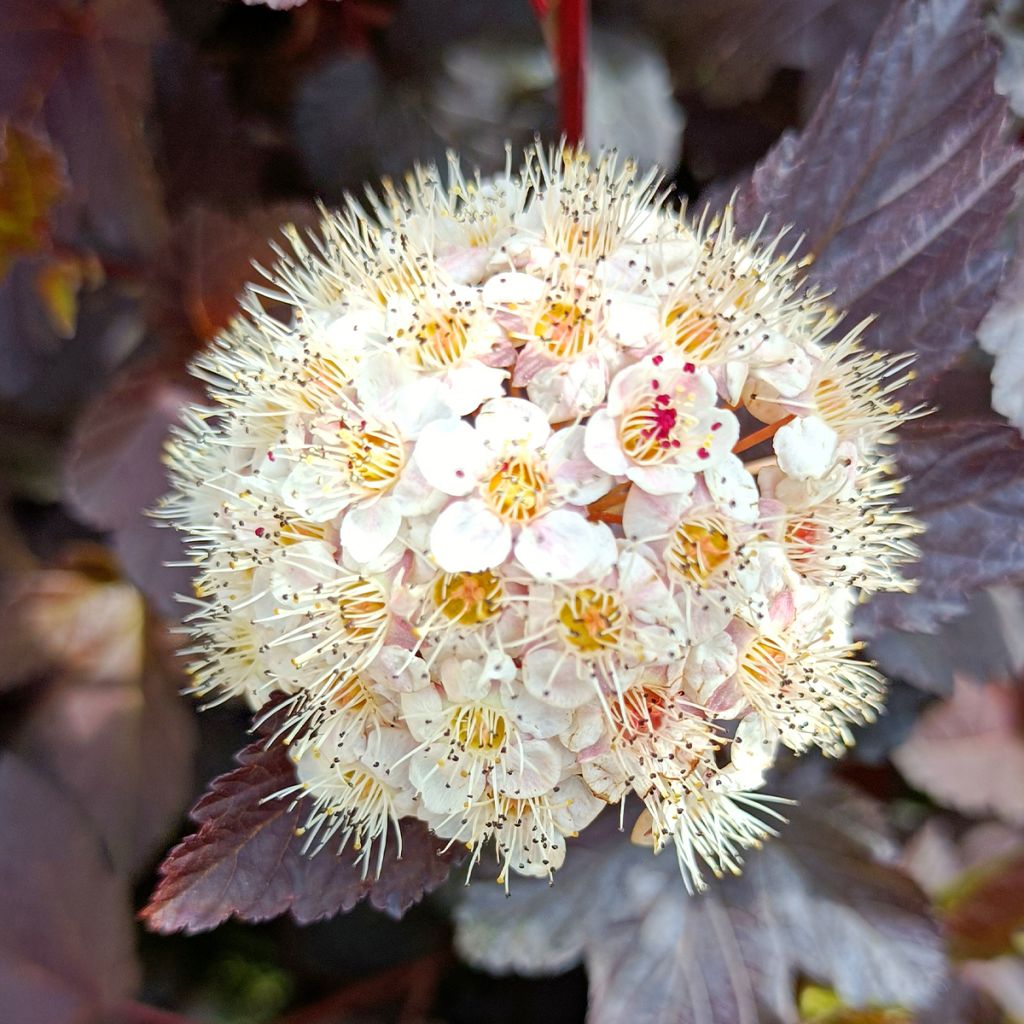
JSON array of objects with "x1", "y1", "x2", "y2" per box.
[
  {"x1": 339, "y1": 497, "x2": 402, "y2": 563},
  {"x1": 603, "y1": 293, "x2": 661, "y2": 348},
  {"x1": 429, "y1": 499, "x2": 511, "y2": 572},
  {"x1": 475, "y1": 396, "x2": 551, "y2": 450},
  {"x1": 704, "y1": 453, "x2": 760, "y2": 523},
  {"x1": 502, "y1": 739, "x2": 563, "y2": 799},
  {"x1": 355, "y1": 350, "x2": 415, "y2": 412},
  {"x1": 774, "y1": 415, "x2": 838, "y2": 480},
  {"x1": 547, "y1": 424, "x2": 614, "y2": 505},
  {"x1": 622, "y1": 485, "x2": 692, "y2": 540},
  {"x1": 627, "y1": 462, "x2": 696, "y2": 497},
  {"x1": 505, "y1": 685, "x2": 573, "y2": 738},
  {"x1": 441, "y1": 362, "x2": 508, "y2": 415},
  {"x1": 523, "y1": 647, "x2": 595, "y2": 708},
  {"x1": 584, "y1": 407, "x2": 631, "y2": 474},
  {"x1": 414, "y1": 419, "x2": 489, "y2": 496},
  {"x1": 515, "y1": 510, "x2": 614, "y2": 581},
  {"x1": 482, "y1": 270, "x2": 547, "y2": 307}
]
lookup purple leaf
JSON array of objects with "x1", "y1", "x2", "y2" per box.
[
  {"x1": 65, "y1": 366, "x2": 194, "y2": 533},
  {"x1": 455, "y1": 787, "x2": 946, "y2": 1023},
  {"x1": 868, "y1": 588, "x2": 1024, "y2": 694},
  {"x1": 0, "y1": 0, "x2": 167, "y2": 256},
  {"x1": 857, "y1": 415, "x2": 1024, "y2": 636},
  {"x1": 63, "y1": 365, "x2": 197, "y2": 615},
  {"x1": 893, "y1": 677, "x2": 1024, "y2": 826},
  {"x1": 640, "y1": 0, "x2": 891, "y2": 112},
  {"x1": 731, "y1": 0, "x2": 1022, "y2": 400},
  {"x1": 0, "y1": 753, "x2": 140, "y2": 1023},
  {"x1": 4, "y1": 564, "x2": 197, "y2": 876},
  {"x1": 146, "y1": 204, "x2": 318, "y2": 355},
  {"x1": 152, "y1": 41, "x2": 266, "y2": 215},
  {"x1": 141, "y1": 735, "x2": 461, "y2": 934}
]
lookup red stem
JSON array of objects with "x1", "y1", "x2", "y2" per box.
[{"x1": 557, "y1": 0, "x2": 588, "y2": 146}]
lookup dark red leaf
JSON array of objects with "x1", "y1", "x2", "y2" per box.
[
  {"x1": 141, "y1": 736, "x2": 461, "y2": 934},
  {"x1": 857, "y1": 415, "x2": 1024, "y2": 636},
  {"x1": 65, "y1": 366, "x2": 194, "y2": 533},
  {"x1": 63, "y1": 364, "x2": 197, "y2": 615},
  {"x1": 0, "y1": 753, "x2": 140, "y2": 1023},
  {"x1": 867, "y1": 587, "x2": 1024, "y2": 695},
  {"x1": 731, "y1": 0, "x2": 1022, "y2": 400}
]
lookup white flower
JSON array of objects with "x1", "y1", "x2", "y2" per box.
[
  {"x1": 585, "y1": 355, "x2": 740, "y2": 495},
  {"x1": 417, "y1": 396, "x2": 614, "y2": 579},
  {"x1": 163, "y1": 144, "x2": 918, "y2": 891},
  {"x1": 773, "y1": 414, "x2": 839, "y2": 480}
]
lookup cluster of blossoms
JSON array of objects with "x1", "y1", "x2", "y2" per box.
[{"x1": 163, "y1": 146, "x2": 920, "y2": 891}]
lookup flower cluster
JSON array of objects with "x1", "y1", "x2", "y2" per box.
[{"x1": 163, "y1": 146, "x2": 920, "y2": 891}]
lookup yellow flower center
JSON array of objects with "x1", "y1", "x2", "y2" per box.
[
  {"x1": 739, "y1": 635, "x2": 788, "y2": 689},
  {"x1": 298, "y1": 354, "x2": 351, "y2": 410},
  {"x1": 814, "y1": 374, "x2": 852, "y2": 429},
  {"x1": 612, "y1": 686, "x2": 668, "y2": 740},
  {"x1": 559, "y1": 588, "x2": 624, "y2": 655},
  {"x1": 533, "y1": 301, "x2": 593, "y2": 359},
  {"x1": 452, "y1": 705, "x2": 508, "y2": 755},
  {"x1": 336, "y1": 421, "x2": 404, "y2": 494},
  {"x1": 329, "y1": 673, "x2": 376, "y2": 713},
  {"x1": 433, "y1": 570, "x2": 503, "y2": 625},
  {"x1": 411, "y1": 314, "x2": 471, "y2": 369},
  {"x1": 337, "y1": 578, "x2": 389, "y2": 644},
  {"x1": 483, "y1": 453, "x2": 549, "y2": 522},
  {"x1": 338, "y1": 767, "x2": 383, "y2": 804},
  {"x1": 783, "y1": 514, "x2": 821, "y2": 561},
  {"x1": 619, "y1": 380, "x2": 703, "y2": 466},
  {"x1": 667, "y1": 521, "x2": 732, "y2": 584},
  {"x1": 665, "y1": 302, "x2": 723, "y2": 360}
]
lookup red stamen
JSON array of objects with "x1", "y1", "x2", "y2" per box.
[{"x1": 651, "y1": 405, "x2": 677, "y2": 438}]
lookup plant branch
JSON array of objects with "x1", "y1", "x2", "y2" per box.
[
  {"x1": 529, "y1": 0, "x2": 588, "y2": 145},
  {"x1": 557, "y1": 0, "x2": 588, "y2": 146}
]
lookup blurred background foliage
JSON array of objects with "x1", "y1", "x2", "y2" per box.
[{"x1": 3, "y1": 1, "x2": 1024, "y2": 1022}]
